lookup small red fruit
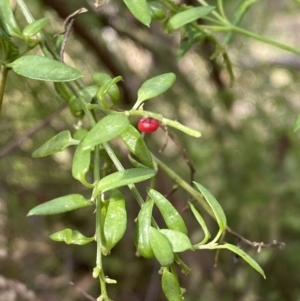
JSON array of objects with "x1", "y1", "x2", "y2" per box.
[{"x1": 138, "y1": 117, "x2": 160, "y2": 133}]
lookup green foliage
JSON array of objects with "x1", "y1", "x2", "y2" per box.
[
  {"x1": 193, "y1": 182, "x2": 227, "y2": 232},
  {"x1": 121, "y1": 125, "x2": 155, "y2": 168},
  {"x1": 7, "y1": 55, "x2": 82, "y2": 81},
  {"x1": 149, "y1": 188, "x2": 188, "y2": 235},
  {"x1": 135, "y1": 72, "x2": 176, "y2": 108},
  {"x1": 135, "y1": 200, "x2": 155, "y2": 258},
  {"x1": 123, "y1": 0, "x2": 151, "y2": 26},
  {"x1": 1, "y1": 0, "x2": 299, "y2": 300},
  {"x1": 161, "y1": 268, "x2": 183, "y2": 301},
  {"x1": 149, "y1": 226, "x2": 175, "y2": 266},
  {"x1": 27, "y1": 194, "x2": 92, "y2": 215},
  {"x1": 168, "y1": 6, "x2": 215, "y2": 30},
  {"x1": 23, "y1": 18, "x2": 49, "y2": 38},
  {"x1": 50, "y1": 228, "x2": 94, "y2": 245},
  {"x1": 32, "y1": 130, "x2": 78, "y2": 157},
  {"x1": 93, "y1": 168, "x2": 156, "y2": 196},
  {"x1": 103, "y1": 190, "x2": 127, "y2": 253}
]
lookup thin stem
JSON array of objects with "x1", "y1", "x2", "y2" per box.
[
  {"x1": 199, "y1": 25, "x2": 231, "y2": 32},
  {"x1": 0, "y1": 66, "x2": 8, "y2": 115},
  {"x1": 152, "y1": 154, "x2": 214, "y2": 220},
  {"x1": 197, "y1": 0, "x2": 227, "y2": 24},
  {"x1": 16, "y1": 0, "x2": 54, "y2": 57},
  {"x1": 201, "y1": 16, "x2": 225, "y2": 26},
  {"x1": 217, "y1": 0, "x2": 228, "y2": 22},
  {"x1": 102, "y1": 142, "x2": 146, "y2": 207},
  {"x1": 231, "y1": 25, "x2": 300, "y2": 55}
]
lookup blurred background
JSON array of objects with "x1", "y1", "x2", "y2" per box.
[{"x1": 1, "y1": 0, "x2": 300, "y2": 300}]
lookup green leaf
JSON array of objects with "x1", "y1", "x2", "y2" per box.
[
  {"x1": 148, "y1": 189, "x2": 188, "y2": 235},
  {"x1": 77, "y1": 85, "x2": 98, "y2": 103},
  {"x1": 162, "y1": 268, "x2": 183, "y2": 301},
  {"x1": 23, "y1": 18, "x2": 49, "y2": 38},
  {"x1": 168, "y1": 6, "x2": 215, "y2": 30},
  {"x1": 103, "y1": 190, "x2": 127, "y2": 252},
  {"x1": 293, "y1": 114, "x2": 300, "y2": 132},
  {"x1": 148, "y1": 1, "x2": 166, "y2": 20},
  {"x1": 0, "y1": 0, "x2": 22, "y2": 37},
  {"x1": 159, "y1": 229, "x2": 192, "y2": 252},
  {"x1": 135, "y1": 200, "x2": 154, "y2": 258},
  {"x1": 92, "y1": 73, "x2": 121, "y2": 104},
  {"x1": 0, "y1": 28, "x2": 19, "y2": 62},
  {"x1": 93, "y1": 168, "x2": 156, "y2": 197},
  {"x1": 96, "y1": 76, "x2": 122, "y2": 106},
  {"x1": 193, "y1": 182, "x2": 227, "y2": 231},
  {"x1": 7, "y1": 55, "x2": 82, "y2": 82},
  {"x1": 149, "y1": 227, "x2": 174, "y2": 266},
  {"x1": 50, "y1": 228, "x2": 94, "y2": 245},
  {"x1": 27, "y1": 194, "x2": 92, "y2": 216},
  {"x1": 121, "y1": 125, "x2": 154, "y2": 168},
  {"x1": 80, "y1": 114, "x2": 130, "y2": 151},
  {"x1": 32, "y1": 131, "x2": 78, "y2": 158},
  {"x1": 188, "y1": 202, "x2": 211, "y2": 245},
  {"x1": 128, "y1": 154, "x2": 149, "y2": 169},
  {"x1": 72, "y1": 143, "x2": 93, "y2": 188},
  {"x1": 137, "y1": 73, "x2": 176, "y2": 103},
  {"x1": 123, "y1": 0, "x2": 151, "y2": 26},
  {"x1": 214, "y1": 243, "x2": 266, "y2": 279}
]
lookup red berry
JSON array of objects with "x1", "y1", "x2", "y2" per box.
[{"x1": 138, "y1": 117, "x2": 160, "y2": 133}]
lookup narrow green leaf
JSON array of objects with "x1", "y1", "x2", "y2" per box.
[
  {"x1": 188, "y1": 202, "x2": 211, "y2": 245},
  {"x1": 50, "y1": 228, "x2": 94, "y2": 245},
  {"x1": 7, "y1": 55, "x2": 82, "y2": 82},
  {"x1": 128, "y1": 154, "x2": 149, "y2": 169},
  {"x1": 149, "y1": 227, "x2": 174, "y2": 266},
  {"x1": 214, "y1": 243, "x2": 266, "y2": 279},
  {"x1": 0, "y1": 28, "x2": 19, "y2": 61},
  {"x1": 96, "y1": 76, "x2": 122, "y2": 106},
  {"x1": 77, "y1": 85, "x2": 98, "y2": 103},
  {"x1": 159, "y1": 229, "x2": 192, "y2": 252},
  {"x1": 137, "y1": 73, "x2": 176, "y2": 103},
  {"x1": 149, "y1": 189, "x2": 188, "y2": 235},
  {"x1": 193, "y1": 182, "x2": 227, "y2": 231},
  {"x1": 0, "y1": 0, "x2": 22, "y2": 37},
  {"x1": 27, "y1": 194, "x2": 92, "y2": 216},
  {"x1": 93, "y1": 168, "x2": 156, "y2": 197},
  {"x1": 32, "y1": 131, "x2": 78, "y2": 158},
  {"x1": 80, "y1": 114, "x2": 130, "y2": 151},
  {"x1": 293, "y1": 114, "x2": 300, "y2": 132},
  {"x1": 162, "y1": 268, "x2": 183, "y2": 301},
  {"x1": 103, "y1": 190, "x2": 127, "y2": 252},
  {"x1": 168, "y1": 6, "x2": 215, "y2": 30},
  {"x1": 121, "y1": 125, "x2": 154, "y2": 168},
  {"x1": 135, "y1": 200, "x2": 154, "y2": 258},
  {"x1": 123, "y1": 0, "x2": 151, "y2": 26},
  {"x1": 72, "y1": 143, "x2": 93, "y2": 188},
  {"x1": 23, "y1": 18, "x2": 49, "y2": 38}
]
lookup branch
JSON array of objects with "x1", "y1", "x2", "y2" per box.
[{"x1": 226, "y1": 226, "x2": 285, "y2": 252}]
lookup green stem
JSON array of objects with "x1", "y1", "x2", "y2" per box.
[
  {"x1": 152, "y1": 154, "x2": 215, "y2": 220},
  {"x1": 217, "y1": 0, "x2": 228, "y2": 22},
  {"x1": 174, "y1": 255, "x2": 191, "y2": 275},
  {"x1": 231, "y1": 25, "x2": 300, "y2": 55},
  {"x1": 0, "y1": 66, "x2": 8, "y2": 115},
  {"x1": 102, "y1": 142, "x2": 146, "y2": 207},
  {"x1": 16, "y1": 0, "x2": 54, "y2": 57},
  {"x1": 197, "y1": 0, "x2": 227, "y2": 24}
]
